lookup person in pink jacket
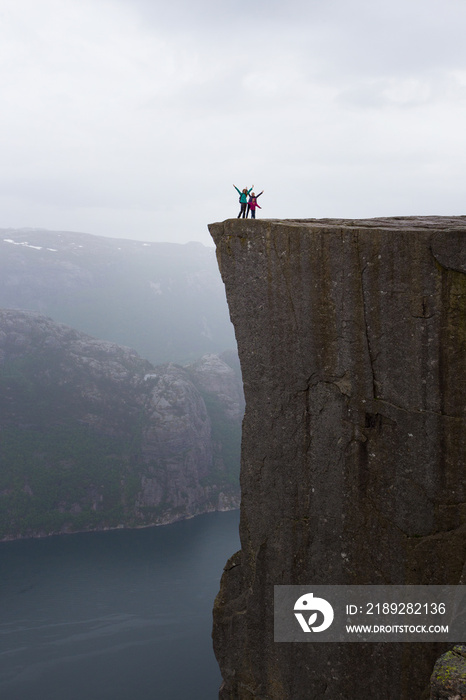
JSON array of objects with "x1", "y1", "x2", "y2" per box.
[{"x1": 247, "y1": 190, "x2": 264, "y2": 219}]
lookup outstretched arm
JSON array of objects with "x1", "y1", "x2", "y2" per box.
[
  {"x1": 257, "y1": 190, "x2": 264, "y2": 197},
  {"x1": 233, "y1": 185, "x2": 241, "y2": 194}
]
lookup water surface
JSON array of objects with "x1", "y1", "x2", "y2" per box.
[{"x1": 0, "y1": 510, "x2": 240, "y2": 700}]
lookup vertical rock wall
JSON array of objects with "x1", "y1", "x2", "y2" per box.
[{"x1": 209, "y1": 218, "x2": 466, "y2": 700}]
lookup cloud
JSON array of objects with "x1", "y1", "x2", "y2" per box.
[{"x1": 0, "y1": 0, "x2": 465, "y2": 244}]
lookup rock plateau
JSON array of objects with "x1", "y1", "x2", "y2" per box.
[{"x1": 209, "y1": 217, "x2": 466, "y2": 700}]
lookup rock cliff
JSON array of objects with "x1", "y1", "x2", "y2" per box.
[
  {"x1": 209, "y1": 217, "x2": 466, "y2": 700},
  {"x1": 0, "y1": 310, "x2": 241, "y2": 539}
]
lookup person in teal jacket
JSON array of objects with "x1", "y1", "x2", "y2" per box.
[{"x1": 233, "y1": 184, "x2": 253, "y2": 218}]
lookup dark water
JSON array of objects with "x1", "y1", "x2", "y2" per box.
[{"x1": 0, "y1": 510, "x2": 240, "y2": 700}]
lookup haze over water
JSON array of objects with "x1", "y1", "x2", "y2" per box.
[{"x1": 0, "y1": 510, "x2": 240, "y2": 700}]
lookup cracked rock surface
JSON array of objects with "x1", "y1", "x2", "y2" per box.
[{"x1": 209, "y1": 217, "x2": 466, "y2": 700}]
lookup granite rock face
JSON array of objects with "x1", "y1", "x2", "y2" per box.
[
  {"x1": 187, "y1": 352, "x2": 244, "y2": 422},
  {"x1": 209, "y1": 217, "x2": 466, "y2": 700}
]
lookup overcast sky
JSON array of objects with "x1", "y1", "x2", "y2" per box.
[{"x1": 1, "y1": 0, "x2": 465, "y2": 245}]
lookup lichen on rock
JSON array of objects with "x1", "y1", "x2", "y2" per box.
[{"x1": 430, "y1": 645, "x2": 466, "y2": 699}]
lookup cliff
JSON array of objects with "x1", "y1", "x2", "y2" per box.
[
  {"x1": 0, "y1": 309, "x2": 241, "y2": 539},
  {"x1": 209, "y1": 217, "x2": 466, "y2": 700}
]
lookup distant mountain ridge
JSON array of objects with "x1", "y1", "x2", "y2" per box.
[
  {"x1": 0, "y1": 309, "x2": 242, "y2": 540},
  {"x1": 0, "y1": 228, "x2": 236, "y2": 365}
]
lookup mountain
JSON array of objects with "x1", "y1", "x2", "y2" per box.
[
  {"x1": 0, "y1": 309, "x2": 242, "y2": 540},
  {"x1": 0, "y1": 228, "x2": 236, "y2": 365}
]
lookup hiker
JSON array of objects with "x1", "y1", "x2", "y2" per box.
[
  {"x1": 233, "y1": 184, "x2": 253, "y2": 218},
  {"x1": 247, "y1": 190, "x2": 264, "y2": 219}
]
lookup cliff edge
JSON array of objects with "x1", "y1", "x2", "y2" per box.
[{"x1": 209, "y1": 217, "x2": 466, "y2": 700}]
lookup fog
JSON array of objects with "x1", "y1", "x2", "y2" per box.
[{"x1": 1, "y1": 0, "x2": 465, "y2": 244}]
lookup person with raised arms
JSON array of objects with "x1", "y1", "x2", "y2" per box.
[
  {"x1": 247, "y1": 190, "x2": 264, "y2": 219},
  {"x1": 233, "y1": 184, "x2": 253, "y2": 218}
]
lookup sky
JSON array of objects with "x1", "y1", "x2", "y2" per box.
[{"x1": 1, "y1": 0, "x2": 466, "y2": 246}]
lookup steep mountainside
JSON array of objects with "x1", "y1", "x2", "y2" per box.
[
  {"x1": 0, "y1": 228, "x2": 235, "y2": 364},
  {"x1": 0, "y1": 309, "x2": 242, "y2": 540},
  {"x1": 209, "y1": 217, "x2": 466, "y2": 700}
]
